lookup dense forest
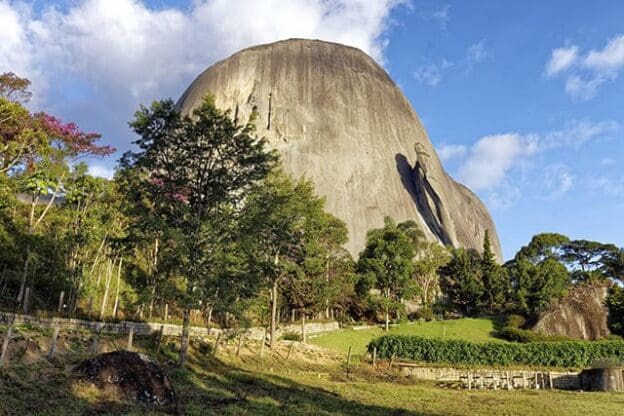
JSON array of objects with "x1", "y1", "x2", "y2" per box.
[{"x1": 1, "y1": 72, "x2": 623, "y2": 367}]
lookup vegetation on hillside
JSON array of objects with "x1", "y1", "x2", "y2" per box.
[{"x1": 1, "y1": 71, "x2": 623, "y2": 374}]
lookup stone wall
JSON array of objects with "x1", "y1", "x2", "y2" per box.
[
  {"x1": 398, "y1": 364, "x2": 581, "y2": 390},
  {"x1": 0, "y1": 311, "x2": 339, "y2": 340}
]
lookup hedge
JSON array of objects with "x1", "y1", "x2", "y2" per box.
[{"x1": 368, "y1": 335, "x2": 624, "y2": 368}]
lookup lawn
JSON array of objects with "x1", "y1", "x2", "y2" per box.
[{"x1": 309, "y1": 318, "x2": 505, "y2": 356}]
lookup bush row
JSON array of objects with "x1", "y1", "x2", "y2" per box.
[
  {"x1": 368, "y1": 335, "x2": 624, "y2": 368},
  {"x1": 495, "y1": 326, "x2": 572, "y2": 343}
]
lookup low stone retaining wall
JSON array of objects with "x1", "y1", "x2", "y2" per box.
[
  {"x1": 397, "y1": 363, "x2": 581, "y2": 390},
  {"x1": 0, "y1": 311, "x2": 339, "y2": 340}
]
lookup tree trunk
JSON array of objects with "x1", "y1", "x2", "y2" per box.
[
  {"x1": 112, "y1": 258, "x2": 123, "y2": 320},
  {"x1": 17, "y1": 243, "x2": 31, "y2": 304},
  {"x1": 177, "y1": 307, "x2": 191, "y2": 367},
  {"x1": 384, "y1": 288, "x2": 390, "y2": 332},
  {"x1": 99, "y1": 259, "x2": 113, "y2": 320},
  {"x1": 301, "y1": 309, "x2": 306, "y2": 343},
  {"x1": 270, "y1": 278, "x2": 278, "y2": 349}
]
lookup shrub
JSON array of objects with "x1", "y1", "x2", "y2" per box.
[
  {"x1": 280, "y1": 331, "x2": 302, "y2": 341},
  {"x1": 368, "y1": 335, "x2": 624, "y2": 368},
  {"x1": 496, "y1": 327, "x2": 571, "y2": 343},
  {"x1": 505, "y1": 314, "x2": 526, "y2": 329}
]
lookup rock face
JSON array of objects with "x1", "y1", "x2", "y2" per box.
[
  {"x1": 533, "y1": 283, "x2": 611, "y2": 340},
  {"x1": 177, "y1": 39, "x2": 502, "y2": 259}
]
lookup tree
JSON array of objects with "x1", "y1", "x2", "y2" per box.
[
  {"x1": 0, "y1": 72, "x2": 32, "y2": 103},
  {"x1": 605, "y1": 285, "x2": 624, "y2": 336},
  {"x1": 562, "y1": 240, "x2": 618, "y2": 281},
  {"x1": 479, "y1": 230, "x2": 509, "y2": 312},
  {"x1": 357, "y1": 217, "x2": 418, "y2": 331},
  {"x1": 412, "y1": 241, "x2": 449, "y2": 312},
  {"x1": 439, "y1": 248, "x2": 483, "y2": 316},
  {"x1": 241, "y1": 170, "x2": 345, "y2": 347},
  {"x1": 125, "y1": 97, "x2": 277, "y2": 367},
  {"x1": 506, "y1": 233, "x2": 571, "y2": 319},
  {"x1": 603, "y1": 248, "x2": 624, "y2": 283},
  {"x1": 1, "y1": 74, "x2": 113, "y2": 306}
]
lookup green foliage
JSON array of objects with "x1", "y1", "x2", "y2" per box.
[
  {"x1": 495, "y1": 327, "x2": 572, "y2": 343},
  {"x1": 280, "y1": 331, "x2": 303, "y2": 341},
  {"x1": 369, "y1": 335, "x2": 624, "y2": 367},
  {"x1": 505, "y1": 314, "x2": 526, "y2": 329},
  {"x1": 480, "y1": 230, "x2": 509, "y2": 312},
  {"x1": 356, "y1": 217, "x2": 420, "y2": 328},
  {"x1": 439, "y1": 247, "x2": 484, "y2": 315},
  {"x1": 605, "y1": 285, "x2": 624, "y2": 336},
  {"x1": 507, "y1": 257, "x2": 570, "y2": 319}
]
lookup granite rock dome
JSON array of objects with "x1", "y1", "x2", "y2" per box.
[{"x1": 177, "y1": 39, "x2": 502, "y2": 260}]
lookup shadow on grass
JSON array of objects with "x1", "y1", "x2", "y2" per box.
[
  {"x1": 170, "y1": 352, "x2": 442, "y2": 416},
  {"x1": 0, "y1": 333, "x2": 444, "y2": 416}
]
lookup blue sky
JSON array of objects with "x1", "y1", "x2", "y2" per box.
[{"x1": 1, "y1": 0, "x2": 623, "y2": 259}]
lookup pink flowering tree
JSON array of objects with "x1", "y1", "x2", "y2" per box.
[{"x1": 0, "y1": 73, "x2": 114, "y2": 304}]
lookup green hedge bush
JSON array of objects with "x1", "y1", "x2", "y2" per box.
[
  {"x1": 368, "y1": 335, "x2": 624, "y2": 368},
  {"x1": 496, "y1": 326, "x2": 572, "y2": 343}
]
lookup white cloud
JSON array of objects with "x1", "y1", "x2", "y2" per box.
[
  {"x1": 542, "y1": 164, "x2": 574, "y2": 199},
  {"x1": 467, "y1": 40, "x2": 487, "y2": 64},
  {"x1": 457, "y1": 133, "x2": 537, "y2": 191},
  {"x1": 589, "y1": 176, "x2": 624, "y2": 197},
  {"x1": 545, "y1": 46, "x2": 578, "y2": 77},
  {"x1": 546, "y1": 35, "x2": 624, "y2": 99},
  {"x1": 87, "y1": 163, "x2": 115, "y2": 179},
  {"x1": 563, "y1": 74, "x2": 608, "y2": 100},
  {"x1": 450, "y1": 120, "x2": 616, "y2": 195},
  {"x1": 583, "y1": 34, "x2": 624, "y2": 71},
  {"x1": 0, "y1": 0, "x2": 406, "y2": 149},
  {"x1": 432, "y1": 4, "x2": 450, "y2": 30},
  {"x1": 486, "y1": 183, "x2": 521, "y2": 210},
  {"x1": 540, "y1": 119, "x2": 619, "y2": 150},
  {"x1": 413, "y1": 63, "x2": 442, "y2": 86},
  {"x1": 437, "y1": 144, "x2": 467, "y2": 162}
]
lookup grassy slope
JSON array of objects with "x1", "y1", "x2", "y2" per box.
[
  {"x1": 309, "y1": 318, "x2": 504, "y2": 356},
  {"x1": 1, "y1": 324, "x2": 622, "y2": 416}
]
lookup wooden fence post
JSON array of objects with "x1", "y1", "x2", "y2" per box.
[
  {"x1": 236, "y1": 335, "x2": 243, "y2": 357},
  {"x1": 127, "y1": 326, "x2": 134, "y2": 351},
  {"x1": 212, "y1": 332, "x2": 222, "y2": 357},
  {"x1": 346, "y1": 345, "x2": 352, "y2": 373},
  {"x1": 156, "y1": 325, "x2": 164, "y2": 353},
  {"x1": 57, "y1": 291, "x2": 65, "y2": 314},
  {"x1": 91, "y1": 323, "x2": 101, "y2": 356},
  {"x1": 0, "y1": 322, "x2": 14, "y2": 369},
  {"x1": 548, "y1": 372, "x2": 553, "y2": 389},
  {"x1": 164, "y1": 304, "x2": 169, "y2": 321},
  {"x1": 259, "y1": 328, "x2": 267, "y2": 359},
  {"x1": 467, "y1": 373, "x2": 472, "y2": 390},
  {"x1": 23, "y1": 287, "x2": 30, "y2": 314},
  {"x1": 287, "y1": 342, "x2": 295, "y2": 360},
  {"x1": 47, "y1": 325, "x2": 60, "y2": 360},
  {"x1": 534, "y1": 372, "x2": 539, "y2": 389},
  {"x1": 372, "y1": 346, "x2": 377, "y2": 367}
]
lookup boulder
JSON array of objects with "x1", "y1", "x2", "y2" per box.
[
  {"x1": 177, "y1": 39, "x2": 502, "y2": 260},
  {"x1": 533, "y1": 282, "x2": 611, "y2": 340},
  {"x1": 72, "y1": 350, "x2": 176, "y2": 406}
]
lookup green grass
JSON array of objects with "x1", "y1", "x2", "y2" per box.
[
  {"x1": 2, "y1": 343, "x2": 623, "y2": 416},
  {"x1": 309, "y1": 318, "x2": 504, "y2": 356},
  {"x1": 2, "y1": 323, "x2": 623, "y2": 416}
]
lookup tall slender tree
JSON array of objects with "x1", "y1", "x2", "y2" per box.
[{"x1": 124, "y1": 97, "x2": 276, "y2": 367}]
